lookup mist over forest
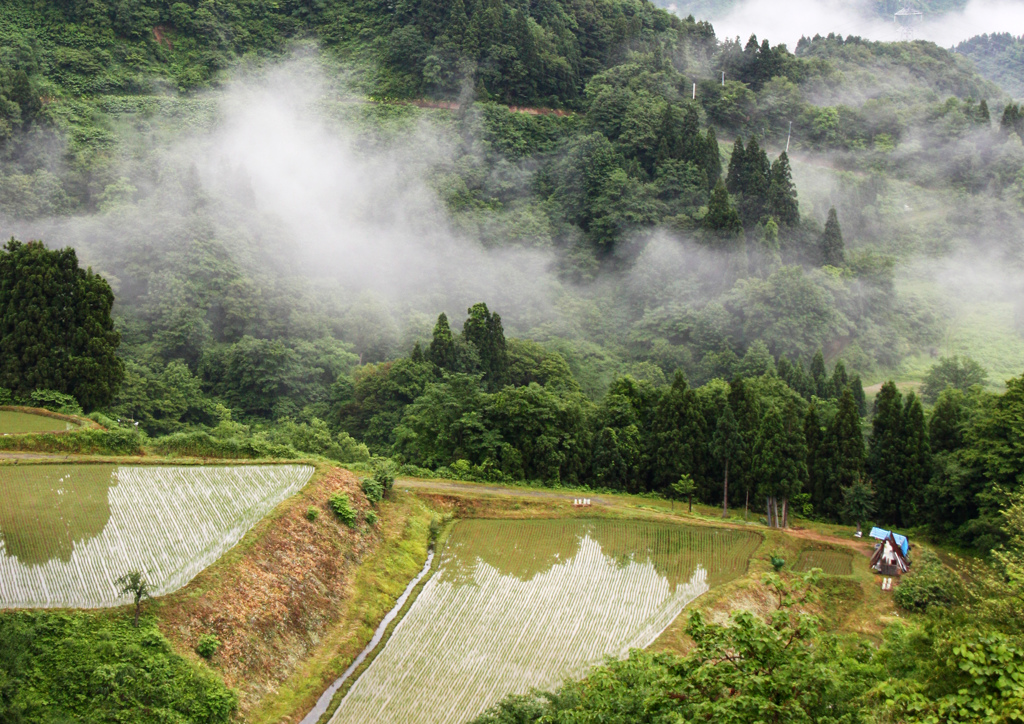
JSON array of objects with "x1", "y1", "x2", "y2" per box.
[
  {"x1": 659, "y1": 0, "x2": 1024, "y2": 46},
  {"x1": 1, "y1": 0, "x2": 1024, "y2": 530},
  {"x1": 7, "y1": 2, "x2": 1024, "y2": 723}
]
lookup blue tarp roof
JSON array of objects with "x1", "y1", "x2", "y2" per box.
[{"x1": 869, "y1": 527, "x2": 909, "y2": 556}]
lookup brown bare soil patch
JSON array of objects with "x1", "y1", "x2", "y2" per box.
[{"x1": 156, "y1": 467, "x2": 378, "y2": 717}]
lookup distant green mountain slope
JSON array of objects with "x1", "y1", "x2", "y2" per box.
[
  {"x1": 956, "y1": 33, "x2": 1024, "y2": 98},
  {"x1": 0, "y1": 0, "x2": 712, "y2": 107}
]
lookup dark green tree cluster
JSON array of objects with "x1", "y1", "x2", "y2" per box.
[
  {"x1": 1001, "y1": 102, "x2": 1024, "y2": 141},
  {"x1": 0, "y1": 65, "x2": 40, "y2": 140},
  {"x1": 0, "y1": 611, "x2": 237, "y2": 723},
  {"x1": 342, "y1": 319, "x2": 884, "y2": 527},
  {"x1": 920, "y1": 355, "x2": 988, "y2": 403},
  {"x1": 722, "y1": 137, "x2": 801, "y2": 235},
  {"x1": 721, "y1": 34, "x2": 796, "y2": 91},
  {"x1": 867, "y1": 382, "x2": 930, "y2": 528},
  {"x1": 0, "y1": 239, "x2": 123, "y2": 411}
]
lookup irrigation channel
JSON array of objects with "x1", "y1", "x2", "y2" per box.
[{"x1": 300, "y1": 547, "x2": 436, "y2": 724}]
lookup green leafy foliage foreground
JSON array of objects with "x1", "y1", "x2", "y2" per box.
[{"x1": 0, "y1": 611, "x2": 237, "y2": 724}]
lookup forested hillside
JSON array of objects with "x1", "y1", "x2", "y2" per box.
[
  {"x1": 1, "y1": 0, "x2": 1023, "y2": 550},
  {"x1": 956, "y1": 33, "x2": 1024, "y2": 97}
]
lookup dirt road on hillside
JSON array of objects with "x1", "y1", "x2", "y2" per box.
[{"x1": 399, "y1": 478, "x2": 606, "y2": 505}]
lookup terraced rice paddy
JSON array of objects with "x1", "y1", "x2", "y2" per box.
[
  {"x1": 330, "y1": 519, "x2": 761, "y2": 724},
  {"x1": 0, "y1": 463, "x2": 314, "y2": 608},
  {"x1": 0, "y1": 410, "x2": 78, "y2": 434},
  {"x1": 794, "y1": 549, "x2": 854, "y2": 576}
]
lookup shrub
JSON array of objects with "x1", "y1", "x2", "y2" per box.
[
  {"x1": 398, "y1": 464, "x2": 433, "y2": 478},
  {"x1": 0, "y1": 387, "x2": 12, "y2": 404},
  {"x1": 328, "y1": 493, "x2": 357, "y2": 527},
  {"x1": 195, "y1": 634, "x2": 220, "y2": 659},
  {"x1": 305, "y1": 507, "x2": 319, "y2": 522},
  {"x1": 893, "y1": 550, "x2": 964, "y2": 612},
  {"x1": 29, "y1": 389, "x2": 83, "y2": 415},
  {"x1": 148, "y1": 431, "x2": 299, "y2": 460},
  {"x1": 371, "y1": 459, "x2": 396, "y2": 494},
  {"x1": 362, "y1": 477, "x2": 384, "y2": 504},
  {"x1": 103, "y1": 428, "x2": 144, "y2": 455},
  {"x1": 449, "y1": 459, "x2": 473, "y2": 480},
  {"x1": 366, "y1": 510, "x2": 379, "y2": 526},
  {"x1": 0, "y1": 428, "x2": 143, "y2": 455}
]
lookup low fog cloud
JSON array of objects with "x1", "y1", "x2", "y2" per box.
[
  {"x1": 4, "y1": 61, "x2": 567, "y2": 335},
  {"x1": 710, "y1": 0, "x2": 1024, "y2": 49}
]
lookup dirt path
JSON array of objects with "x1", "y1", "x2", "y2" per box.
[
  {"x1": 0, "y1": 452, "x2": 74, "y2": 460},
  {"x1": 784, "y1": 526, "x2": 874, "y2": 555},
  {"x1": 400, "y1": 478, "x2": 606, "y2": 504}
]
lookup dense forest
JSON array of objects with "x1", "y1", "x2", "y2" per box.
[{"x1": 1, "y1": 0, "x2": 1023, "y2": 549}]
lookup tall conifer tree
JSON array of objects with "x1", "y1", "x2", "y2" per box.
[
  {"x1": 821, "y1": 207, "x2": 845, "y2": 266},
  {"x1": 820, "y1": 388, "x2": 865, "y2": 517},
  {"x1": 869, "y1": 381, "x2": 905, "y2": 526},
  {"x1": 428, "y1": 312, "x2": 457, "y2": 370},
  {"x1": 728, "y1": 376, "x2": 760, "y2": 518},
  {"x1": 804, "y1": 403, "x2": 826, "y2": 513},
  {"x1": 704, "y1": 127, "x2": 722, "y2": 189},
  {"x1": 725, "y1": 138, "x2": 746, "y2": 194},
  {"x1": 713, "y1": 403, "x2": 741, "y2": 516},
  {"x1": 703, "y1": 181, "x2": 743, "y2": 241},
  {"x1": 649, "y1": 371, "x2": 706, "y2": 493},
  {"x1": 767, "y1": 152, "x2": 799, "y2": 226},
  {"x1": 902, "y1": 392, "x2": 931, "y2": 526}
]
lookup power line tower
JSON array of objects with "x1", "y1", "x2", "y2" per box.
[{"x1": 894, "y1": 7, "x2": 923, "y2": 41}]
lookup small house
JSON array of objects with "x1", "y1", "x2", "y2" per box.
[
  {"x1": 869, "y1": 527, "x2": 909, "y2": 556},
  {"x1": 870, "y1": 532, "x2": 909, "y2": 576}
]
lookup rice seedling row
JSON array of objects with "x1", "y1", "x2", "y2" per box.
[
  {"x1": 794, "y1": 549, "x2": 854, "y2": 576},
  {"x1": 329, "y1": 519, "x2": 760, "y2": 724},
  {"x1": 0, "y1": 464, "x2": 314, "y2": 608}
]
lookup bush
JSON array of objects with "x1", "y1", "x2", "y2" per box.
[
  {"x1": 371, "y1": 459, "x2": 396, "y2": 494},
  {"x1": 366, "y1": 509, "x2": 378, "y2": 526},
  {"x1": 195, "y1": 634, "x2": 220, "y2": 659},
  {"x1": 0, "y1": 387, "x2": 12, "y2": 404},
  {"x1": 0, "y1": 428, "x2": 143, "y2": 455},
  {"x1": 305, "y1": 507, "x2": 319, "y2": 522},
  {"x1": 29, "y1": 389, "x2": 83, "y2": 415},
  {"x1": 328, "y1": 493, "x2": 357, "y2": 527},
  {"x1": 398, "y1": 464, "x2": 433, "y2": 478},
  {"x1": 148, "y1": 431, "x2": 299, "y2": 460},
  {"x1": 893, "y1": 550, "x2": 964, "y2": 612},
  {"x1": 362, "y1": 477, "x2": 384, "y2": 504}
]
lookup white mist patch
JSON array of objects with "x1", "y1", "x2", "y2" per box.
[
  {"x1": 196, "y1": 64, "x2": 562, "y2": 323},
  {"x1": 710, "y1": 0, "x2": 1024, "y2": 48}
]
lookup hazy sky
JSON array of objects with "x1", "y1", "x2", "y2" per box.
[{"x1": 695, "y1": 0, "x2": 1024, "y2": 48}]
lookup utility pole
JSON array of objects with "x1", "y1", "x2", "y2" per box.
[
  {"x1": 692, "y1": 82, "x2": 696, "y2": 100},
  {"x1": 721, "y1": 70, "x2": 725, "y2": 86},
  {"x1": 786, "y1": 120, "x2": 793, "y2": 153}
]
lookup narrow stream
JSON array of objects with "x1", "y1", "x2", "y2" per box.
[{"x1": 299, "y1": 547, "x2": 436, "y2": 724}]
